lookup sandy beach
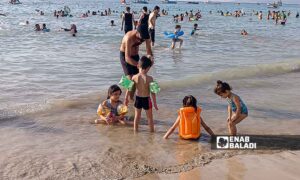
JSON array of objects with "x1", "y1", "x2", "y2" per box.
[
  {"x1": 140, "y1": 151, "x2": 300, "y2": 180},
  {"x1": 1, "y1": 0, "x2": 300, "y2": 179}
]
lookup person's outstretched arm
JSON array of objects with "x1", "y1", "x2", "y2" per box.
[
  {"x1": 164, "y1": 116, "x2": 180, "y2": 139},
  {"x1": 200, "y1": 117, "x2": 215, "y2": 136}
]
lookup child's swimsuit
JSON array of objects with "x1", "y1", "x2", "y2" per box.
[
  {"x1": 227, "y1": 95, "x2": 248, "y2": 115},
  {"x1": 99, "y1": 99, "x2": 123, "y2": 116},
  {"x1": 134, "y1": 96, "x2": 152, "y2": 110}
]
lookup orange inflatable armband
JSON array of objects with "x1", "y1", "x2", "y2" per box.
[{"x1": 179, "y1": 107, "x2": 201, "y2": 139}]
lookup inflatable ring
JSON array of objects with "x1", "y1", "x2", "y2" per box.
[{"x1": 164, "y1": 31, "x2": 184, "y2": 39}]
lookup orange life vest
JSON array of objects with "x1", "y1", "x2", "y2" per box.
[{"x1": 179, "y1": 107, "x2": 201, "y2": 139}]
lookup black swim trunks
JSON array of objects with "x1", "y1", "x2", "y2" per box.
[
  {"x1": 120, "y1": 51, "x2": 139, "y2": 76},
  {"x1": 124, "y1": 25, "x2": 133, "y2": 34},
  {"x1": 149, "y1": 28, "x2": 155, "y2": 43},
  {"x1": 134, "y1": 96, "x2": 152, "y2": 110}
]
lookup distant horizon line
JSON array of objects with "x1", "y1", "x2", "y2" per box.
[
  {"x1": 157, "y1": 0, "x2": 300, "y2": 5},
  {"x1": 163, "y1": 0, "x2": 300, "y2": 5}
]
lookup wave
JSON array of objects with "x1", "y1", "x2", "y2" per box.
[
  {"x1": 160, "y1": 60, "x2": 300, "y2": 90},
  {"x1": 1, "y1": 60, "x2": 299, "y2": 120}
]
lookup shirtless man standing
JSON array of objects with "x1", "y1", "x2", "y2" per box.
[
  {"x1": 148, "y1": 6, "x2": 160, "y2": 46},
  {"x1": 120, "y1": 28, "x2": 153, "y2": 105}
]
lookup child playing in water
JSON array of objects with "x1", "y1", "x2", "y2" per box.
[
  {"x1": 164, "y1": 95, "x2": 214, "y2": 139},
  {"x1": 127, "y1": 56, "x2": 158, "y2": 132},
  {"x1": 171, "y1": 25, "x2": 183, "y2": 49},
  {"x1": 95, "y1": 85, "x2": 128, "y2": 125},
  {"x1": 191, "y1": 23, "x2": 199, "y2": 36},
  {"x1": 214, "y1": 80, "x2": 248, "y2": 135}
]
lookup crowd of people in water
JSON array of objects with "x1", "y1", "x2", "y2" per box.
[{"x1": 3, "y1": 2, "x2": 300, "y2": 139}]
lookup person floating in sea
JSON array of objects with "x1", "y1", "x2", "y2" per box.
[
  {"x1": 191, "y1": 23, "x2": 200, "y2": 36},
  {"x1": 111, "y1": 20, "x2": 116, "y2": 26},
  {"x1": 35, "y1": 24, "x2": 41, "y2": 31},
  {"x1": 241, "y1": 29, "x2": 248, "y2": 35},
  {"x1": 42, "y1": 23, "x2": 50, "y2": 32},
  {"x1": 163, "y1": 95, "x2": 214, "y2": 139},
  {"x1": 214, "y1": 80, "x2": 248, "y2": 135},
  {"x1": 61, "y1": 24, "x2": 77, "y2": 36}
]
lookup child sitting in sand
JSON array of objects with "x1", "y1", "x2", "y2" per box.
[
  {"x1": 126, "y1": 56, "x2": 158, "y2": 132},
  {"x1": 95, "y1": 85, "x2": 128, "y2": 125},
  {"x1": 171, "y1": 25, "x2": 183, "y2": 49},
  {"x1": 164, "y1": 95, "x2": 214, "y2": 139},
  {"x1": 214, "y1": 80, "x2": 248, "y2": 135}
]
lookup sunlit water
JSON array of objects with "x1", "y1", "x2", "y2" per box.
[{"x1": 0, "y1": 0, "x2": 300, "y2": 179}]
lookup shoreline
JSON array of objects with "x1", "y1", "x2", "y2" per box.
[{"x1": 139, "y1": 150, "x2": 300, "y2": 180}]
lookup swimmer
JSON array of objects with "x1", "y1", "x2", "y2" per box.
[
  {"x1": 191, "y1": 23, "x2": 200, "y2": 36},
  {"x1": 163, "y1": 95, "x2": 214, "y2": 139},
  {"x1": 42, "y1": 23, "x2": 46, "y2": 29},
  {"x1": 171, "y1": 25, "x2": 183, "y2": 50},
  {"x1": 241, "y1": 29, "x2": 248, "y2": 36},
  {"x1": 35, "y1": 24, "x2": 41, "y2": 31},
  {"x1": 214, "y1": 80, "x2": 248, "y2": 135},
  {"x1": 61, "y1": 24, "x2": 77, "y2": 36},
  {"x1": 111, "y1": 20, "x2": 116, "y2": 26}
]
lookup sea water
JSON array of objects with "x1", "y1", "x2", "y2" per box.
[{"x1": 0, "y1": 0, "x2": 300, "y2": 179}]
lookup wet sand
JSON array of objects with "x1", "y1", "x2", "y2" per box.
[
  {"x1": 139, "y1": 151, "x2": 300, "y2": 180},
  {"x1": 1, "y1": 72, "x2": 300, "y2": 179}
]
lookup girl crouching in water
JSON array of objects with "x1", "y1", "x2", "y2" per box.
[
  {"x1": 214, "y1": 80, "x2": 248, "y2": 135},
  {"x1": 164, "y1": 95, "x2": 214, "y2": 139},
  {"x1": 95, "y1": 85, "x2": 128, "y2": 125}
]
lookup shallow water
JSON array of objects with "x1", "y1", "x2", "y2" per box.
[{"x1": 1, "y1": 0, "x2": 300, "y2": 179}]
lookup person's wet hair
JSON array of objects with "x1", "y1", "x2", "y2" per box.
[
  {"x1": 139, "y1": 56, "x2": 152, "y2": 70},
  {"x1": 107, "y1": 84, "x2": 122, "y2": 99},
  {"x1": 154, "y1": 6, "x2": 160, "y2": 11},
  {"x1": 183, "y1": 95, "x2": 197, "y2": 112},
  {"x1": 175, "y1": 24, "x2": 181, "y2": 29},
  {"x1": 214, "y1": 80, "x2": 232, "y2": 95},
  {"x1": 143, "y1": 6, "x2": 147, "y2": 12}
]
